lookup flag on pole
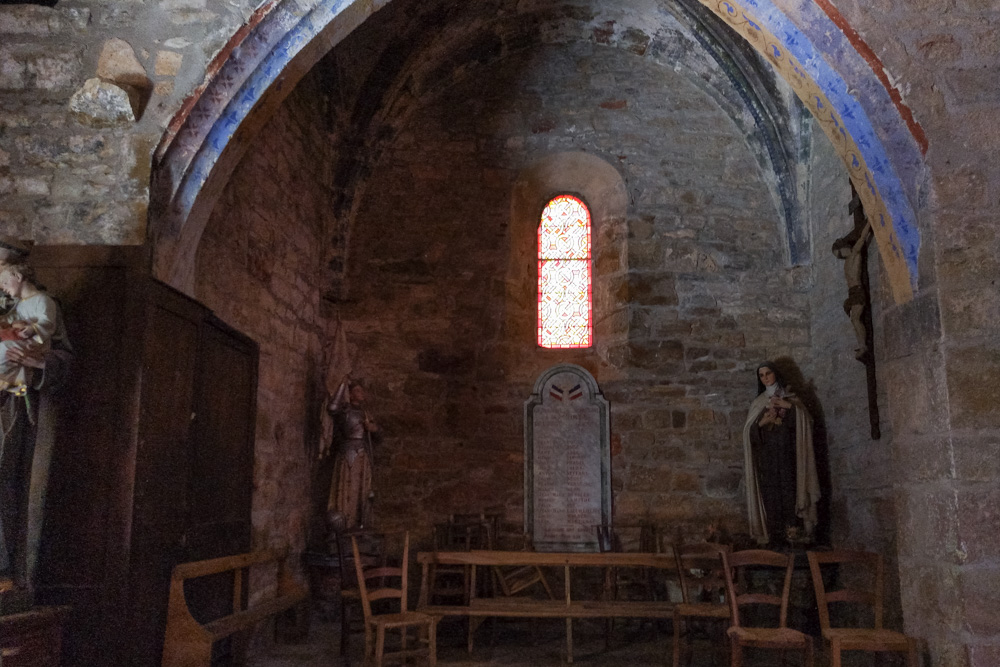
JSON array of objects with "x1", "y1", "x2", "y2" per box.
[{"x1": 318, "y1": 317, "x2": 352, "y2": 458}]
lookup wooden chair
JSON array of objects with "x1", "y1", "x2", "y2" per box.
[
  {"x1": 448, "y1": 510, "x2": 552, "y2": 600},
  {"x1": 722, "y1": 549, "x2": 814, "y2": 667},
  {"x1": 490, "y1": 527, "x2": 554, "y2": 600},
  {"x1": 467, "y1": 528, "x2": 555, "y2": 654},
  {"x1": 807, "y1": 550, "x2": 920, "y2": 667},
  {"x1": 334, "y1": 530, "x2": 386, "y2": 659},
  {"x1": 671, "y1": 542, "x2": 732, "y2": 667},
  {"x1": 428, "y1": 517, "x2": 492, "y2": 603},
  {"x1": 596, "y1": 523, "x2": 661, "y2": 648},
  {"x1": 596, "y1": 524, "x2": 661, "y2": 600},
  {"x1": 352, "y1": 532, "x2": 439, "y2": 666}
]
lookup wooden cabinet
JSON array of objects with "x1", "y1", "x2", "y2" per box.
[{"x1": 30, "y1": 248, "x2": 258, "y2": 666}]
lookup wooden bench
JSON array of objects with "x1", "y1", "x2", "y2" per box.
[
  {"x1": 416, "y1": 550, "x2": 677, "y2": 662},
  {"x1": 161, "y1": 550, "x2": 308, "y2": 667}
]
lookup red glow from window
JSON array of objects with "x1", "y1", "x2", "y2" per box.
[{"x1": 538, "y1": 195, "x2": 592, "y2": 348}]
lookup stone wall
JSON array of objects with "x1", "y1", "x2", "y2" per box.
[
  {"x1": 3, "y1": 0, "x2": 1000, "y2": 662},
  {"x1": 336, "y1": 40, "x2": 816, "y2": 546},
  {"x1": 800, "y1": 121, "x2": 906, "y2": 628},
  {"x1": 0, "y1": 1, "x2": 258, "y2": 242},
  {"x1": 193, "y1": 70, "x2": 334, "y2": 554},
  {"x1": 830, "y1": 1, "x2": 1000, "y2": 663}
]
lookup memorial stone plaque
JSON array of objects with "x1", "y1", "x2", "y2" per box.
[{"x1": 524, "y1": 364, "x2": 610, "y2": 552}]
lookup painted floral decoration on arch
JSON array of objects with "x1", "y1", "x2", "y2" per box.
[{"x1": 537, "y1": 194, "x2": 593, "y2": 349}]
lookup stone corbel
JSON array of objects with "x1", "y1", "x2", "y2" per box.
[{"x1": 69, "y1": 38, "x2": 152, "y2": 125}]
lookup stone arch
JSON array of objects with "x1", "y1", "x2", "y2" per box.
[{"x1": 150, "y1": 0, "x2": 924, "y2": 302}]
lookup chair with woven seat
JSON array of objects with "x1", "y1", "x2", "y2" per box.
[
  {"x1": 490, "y1": 527, "x2": 554, "y2": 600},
  {"x1": 466, "y1": 527, "x2": 555, "y2": 654},
  {"x1": 671, "y1": 542, "x2": 732, "y2": 667},
  {"x1": 428, "y1": 518, "x2": 488, "y2": 604},
  {"x1": 351, "y1": 532, "x2": 439, "y2": 666},
  {"x1": 334, "y1": 529, "x2": 387, "y2": 659},
  {"x1": 722, "y1": 549, "x2": 814, "y2": 667},
  {"x1": 595, "y1": 523, "x2": 661, "y2": 649},
  {"x1": 807, "y1": 550, "x2": 920, "y2": 667}
]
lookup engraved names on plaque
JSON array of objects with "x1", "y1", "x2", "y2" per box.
[{"x1": 524, "y1": 364, "x2": 610, "y2": 552}]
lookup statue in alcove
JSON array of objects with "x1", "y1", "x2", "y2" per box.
[
  {"x1": 0, "y1": 239, "x2": 73, "y2": 603},
  {"x1": 326, "y1": 380, "x2": 381, "y2": 529},
  {"x1": 741, "y1": 361, "x2": 821, "y2": 547}
]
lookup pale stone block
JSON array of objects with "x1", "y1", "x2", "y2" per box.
[
  {"x1": 169, "y1": 9, "x2": 217, "y2": 26},
  {"x1": 92, "y1": 40, "x2": 152, "y2": 119},
  {"x1": 51, "y1": 170, "x2": 114, "y2": 200},
  {"x1": 0, "y1": 49, "x2": 27, "y2": 90},
  {"x1": 0, "y1": 111, "x2": 30, "y2": 129},
  {"x1": 954, "y1": 0, "x2": 1000, "y2": 9},
  {"x1": 969, "y1": 644, "x2": 1000, "y2": 667},
  {"x1": 941, "y1": 288, "x2": 1000, "y2": 340},
  {"x1": 96, "y1": 38, "x2": 149, "y2": 89},
  {"x1": 947, "y1": 345, "x2": 1000, "y2": 429},
  {"x1": 154, "y1": 80, "x2": 174, "y2": 97},
  {"x1": 159, "y1": 0, "x2": 207, "y2": 10},
  {"x1": 154, "y1": 50, "x2": 183, "y2": 77},
  {"x1": 68, "y1": 77, "x2": 136, "y2": 125},
  {"x1": 62, "y1": 8, "x2": 91, "y2": 31},
  {"x1": 29, "y1": 53, "x2": 80, "y2": 90},
  {"x1": 0, "y1": 5, "x2": 59, "y2": 36},
  {"x1": 14, "y1": 176, "x2": 50, "y2": 196},
  {"x1": 0, "y1": 209, "x2": 27, "y2": 232}
]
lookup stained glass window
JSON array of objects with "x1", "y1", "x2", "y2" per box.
[{"x1": 538, "y1": 195, "x2": 593, "y2": 348}]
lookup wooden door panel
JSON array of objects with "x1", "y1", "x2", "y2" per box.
[
  {"x1": 182, "y1": 317, "x2": 258, "y2": 664},
  {"x1": 36, "y1": 266, "x2": 131, "y2": 589},
  {"x1": 186, "y1": 318, "x2": 256, "y2": 562},
  {"x1": 131, "y1": 300, "x2": 200, "y2": 536},
  {"x1": 27, "y1": 253, "x2": 259, "y2": 667}
]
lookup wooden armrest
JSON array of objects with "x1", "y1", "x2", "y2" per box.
[
  {"x1": 162, "y1": 551, "x2": 305, "y2": 667},
  {"x1": 171, "y1": 550, "x2": 286, "y2": 580},
  {"x1": 203, "y1": 592, "x2": 307, "y2": 640}
]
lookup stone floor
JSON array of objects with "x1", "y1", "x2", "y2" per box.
[
  {"x1": 248, "y1": 616, "x2": 724, "y2": 666},
  {"x1": 245, "y1": 614, "x2": 915, "y2": 666},
  {"x1": 252, "y1": 614, "x2": 927, "y2": 666}
]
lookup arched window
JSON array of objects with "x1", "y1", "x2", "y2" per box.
[{"x1": 537, "y1": 194, "x2": 593, "y2": 348}]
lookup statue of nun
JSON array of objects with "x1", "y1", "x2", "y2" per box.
[{"x1": 741, "y1": 362, "x2": 821, "y2": 546}]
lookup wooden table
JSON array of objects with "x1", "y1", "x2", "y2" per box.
[{"x1": 416, "y1": 550, "x2": 677, "y2": 662}]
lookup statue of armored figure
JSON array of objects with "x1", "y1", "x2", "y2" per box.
[{"x1": 326, "y1": 380, "x2": 381, "y2": 529}]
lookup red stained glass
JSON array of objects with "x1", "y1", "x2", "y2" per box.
[{"x1": 538, "y1": 195, "x2": 593, "y2": 348}]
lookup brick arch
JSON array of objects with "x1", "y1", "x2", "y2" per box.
[{"x1": 150, "y1": 0, "x2": 924, "y2": 302}]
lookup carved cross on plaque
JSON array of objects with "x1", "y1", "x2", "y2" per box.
[
  {"x1": 832, "y1": 184, "x2": 881, "y2": 440},
  {"x1": 524, "y1": 364, "x2": 611, "y2": 552}
]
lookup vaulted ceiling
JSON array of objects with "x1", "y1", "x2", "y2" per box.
[{"x1": 315, "y1": 0, "x2": 812, "y2": 265}]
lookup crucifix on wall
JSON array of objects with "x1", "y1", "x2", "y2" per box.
[{"x1": 832, "y1": 183, "x2": 880, "y2": 440}]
